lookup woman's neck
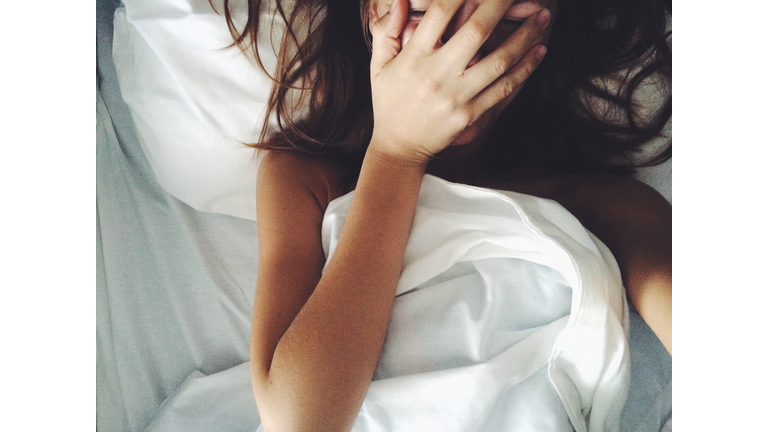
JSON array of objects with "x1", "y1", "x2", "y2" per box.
[{"x1": 425, "y1": 138, "x2": 485, "y2": 185}]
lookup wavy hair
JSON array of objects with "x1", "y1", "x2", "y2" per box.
[{"x1": 211, "y1": 0, "x2": 671, "y2": 179}]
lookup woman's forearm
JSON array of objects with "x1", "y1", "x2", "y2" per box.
[{"x1": 255, "y1": 145, "x2": 428, "y2": 431}]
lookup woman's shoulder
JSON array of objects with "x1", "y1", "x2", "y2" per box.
[
  {"x1": 258, "y1": 150, "x2": 351, "y2": 211},
  {"x1": 478, "y1": 171, "x2": 668, "y2": 228},
  {"x1": 552, "y1": 173, "x2": 669, "y2": 231},
  {"x1": 573, "y1": 173, "x2": 669, "y2": 217}
]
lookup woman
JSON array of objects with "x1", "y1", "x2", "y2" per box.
[{"x1": 214, "y1": 0, "x2": 671, "y2": 429}]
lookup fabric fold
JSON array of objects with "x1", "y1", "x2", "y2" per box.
[{"x1": 322, "y1": 175, "x2": 630, "y2": 432}]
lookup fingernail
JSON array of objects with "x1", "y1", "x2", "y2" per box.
[
  {"x1": 537, "y1": 8, "x2": 551, "y2": 27},
  {"x1": 390, "y1": 0, "x2": 398, "y2": 14},
  {"x1": 535, "y1": 46, "x2": 548, "y2": 63}
]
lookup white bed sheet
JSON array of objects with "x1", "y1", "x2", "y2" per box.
[
  {"x1": 130, "y1": 175, "x2": 672, "y2": 432},
  {"x1": 322, "y1": 175, "x2": 631, "y2": 432},
  {"x1": 98, "y1": 3, "x2": 257, "y2": 428}
]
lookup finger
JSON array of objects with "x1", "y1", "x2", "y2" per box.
[
  {"x1": 403, "y1": 0, "x2": 465, "y2": 52},
  {"x1": 459, "y1": 9, "x2": 551, "y2": 99},
  {"x1": 468, "y1": 44, "x2": 547, "y2": 122},
  {"x1": 439, "y1": 0, "x2": 518, "y2": 67},
  {"x1": 369, "y1": 0, "x2": 409, "y2": 80}
]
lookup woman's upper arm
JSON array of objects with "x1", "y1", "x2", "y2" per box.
[
  {"x1": 251, "y1": 152, "x2": 336, "y2": 385},
  {"x1": 588, "y1": 178, "x2": 672, "y2": 354}
]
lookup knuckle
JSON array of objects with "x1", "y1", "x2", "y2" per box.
[
  {"x1": 455, "y1": 107, "x2": 473, "y2": 127},
  {"x1": 512, "y1": 69, "x2": 528, "y2": 89},
  {"x1": 499, "y1": 72, "x2": 522, "y2": 97},
  {"x1": 492, "y1": 57, "x2": 509, "y2": 78},
  {"x1": 460, "y1": 20, "x2": 486, "y2": 46},
  {"x1": 523, "y1": 55, "x2": 539, "y2": 76},
  {"x1": 422, "y1": 74, "x2": 442, "y2": 93},
  {"x1": 500, "y1": 80, "x2": 514, "y2": 99},
  {"x1": 369, "y1": 21, "x2": 384, "y2": 38},
  {"x1": 425, "y1": 3, "x2": 450, "y2": 23},
  {"x1": 509, "y1": 69, "x2": 525, "y2": 88},
  {"x1": 436, "y1": 95, "x2": 454, "y2": 112}
]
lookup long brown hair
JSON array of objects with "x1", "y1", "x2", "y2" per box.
[{"x1": 211, "y1": 0, "x2": 671, "y2": 178}]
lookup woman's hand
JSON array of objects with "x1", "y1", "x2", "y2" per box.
[{"x1": 367, "y1": 0, "x2": 551, "y2": 164}]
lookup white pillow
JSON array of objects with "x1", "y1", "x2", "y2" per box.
[{"x1": 113, "y1": 0, "x2": 285, "y2": 220}]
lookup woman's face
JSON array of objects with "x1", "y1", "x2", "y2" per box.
[{"x1": 399, "y1": 0, "x2": 558, "y2": 147}]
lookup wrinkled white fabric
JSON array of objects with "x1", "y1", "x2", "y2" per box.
[
  {"x1": 112, "y1": 0, "x2": 282, "y2": 220},
  {"x1": 321, "y1": 175, "x2": 630, "y2": 432}
]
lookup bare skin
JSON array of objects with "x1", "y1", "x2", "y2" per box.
[{"x1": 250, "y1": 0, "x2": 671, "y2": 430}]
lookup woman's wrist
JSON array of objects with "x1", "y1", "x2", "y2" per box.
[{"x1": 367, "y1": 134, "x2": 434, "y2": 169}]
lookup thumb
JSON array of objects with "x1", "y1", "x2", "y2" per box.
[{"x1": 369, "y1": 0, "x2": 408, "y2": 81}]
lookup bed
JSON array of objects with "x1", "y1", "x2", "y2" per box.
[{"x1": 95, "y1": 0, "x2": 672, "y2": 430}]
